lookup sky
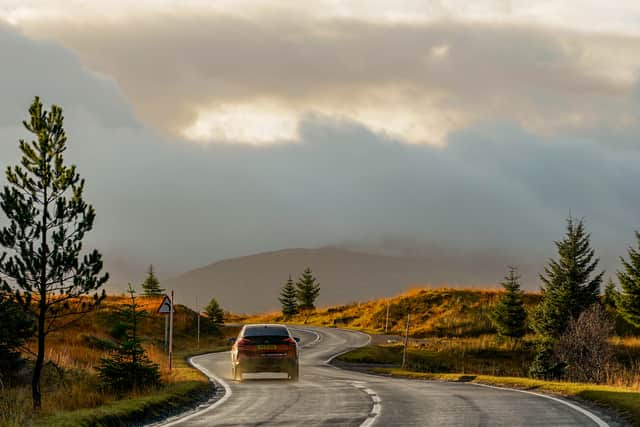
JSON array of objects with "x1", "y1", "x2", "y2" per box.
[{"x1": 0, "y1": 1, "x2": 639, "y2": 289}]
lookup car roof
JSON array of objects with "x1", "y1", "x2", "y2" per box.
[
  {"x1": 241, "y1": 324, "x2": 290, "y2": 336},
  {"x1": 243, "y1": 323, "x2": 289, "y2": 330},
  {"x1": 243, "y1": 323, "x2": 288, "y2": 328}
]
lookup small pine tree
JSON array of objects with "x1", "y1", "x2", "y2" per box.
[
  {"x1": 141, "y1": 265, "x2": 164, "y2": 296},
  {"x1": 296, "y1": 268, "x2": 320, "y2": 311},
  {"x1": 204, "y1": 297, "x2": 225, "y2": 326},
  {"x1": 533, "y1": 217, "x2": 604, "y2": 339},
  {"x1": 96, "y1": 285, "x2": 160, "y2": 392},
  {"x1": 490, "y1": 266, "x2": 527, "y2": 340},
  {"x1": 602, "y1": 278, "x2": 619, "y2": 312},
  {"x1": 617, "y1": 231, "x2": 640, "y2": 328},
  {"x1": 528, "y1": 338, "x2": 566, "y2": 380},
  {"x1": 279, "y1": 275, "x2": 298, "y2": 318}
]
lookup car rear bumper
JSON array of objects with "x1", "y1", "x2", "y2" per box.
[{"x1": 236, "y1": 356, "x2": 297, "y2": 373}]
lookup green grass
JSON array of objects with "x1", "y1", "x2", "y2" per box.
[
  {"x1": 35, "y1": 381, "x2": 211, "y2": 427},
  {"x1": 338, "y1": 343, "x2": 533, "y2": 377}
]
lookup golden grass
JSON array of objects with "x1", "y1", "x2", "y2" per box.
[
  {"x1": 0, "y1": 295, "x2": 231, "y2": 426},
  {"x1": 239, "y1": 287, "x2": 542, "y2": 338}
]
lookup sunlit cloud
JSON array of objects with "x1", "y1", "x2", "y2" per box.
[
  {"x1": 4, "y1": 1, "x2": 640, "y2": 35},
  {"x1": 183, "y1": 101, "x2": 300, "y2": 144},
  {"x1": 1, "y1": 1, "x2": 639, "y2": 147}
]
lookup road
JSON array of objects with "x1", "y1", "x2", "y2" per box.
[{"x1": 161, "y1": 326, "x2": 609, "y2": 426}]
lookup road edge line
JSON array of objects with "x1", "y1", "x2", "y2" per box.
[
  {"x1": 318, "y1": 329, "x2": 607, "y2": 427},
  {"x1": 323, "y1": 331, "x2": 372, "y2": 366},
  {"x1": 472, "y1": 382, "x2": 609, "y2": 427},
  {"x1": 311, "y1": 328, "x2": 380, "y2": 427},
  {"x1": 160, "y1": 353, "x2": 233, "y2": 426}
]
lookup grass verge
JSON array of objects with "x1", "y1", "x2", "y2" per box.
[{"x1": 34, "y1": 345, "x2": 229, "y2": 427}]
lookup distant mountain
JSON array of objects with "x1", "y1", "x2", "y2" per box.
[{"x1": 164, "y1": 246, "x2": 510, "y2": 313}]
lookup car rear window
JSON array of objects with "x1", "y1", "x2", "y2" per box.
[{"x1": 243, "y1": 325, "x2": 289, "y2": 337}]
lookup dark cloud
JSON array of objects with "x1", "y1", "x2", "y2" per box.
[{"x1": 1, "y1": 23, "x2": 639, "y2": 292}]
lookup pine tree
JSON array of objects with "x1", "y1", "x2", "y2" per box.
[
  {"x1": 279, "y1": 275, "x2": 298, "y2": 318},
  {"x1": 602, "y1": 278, "x2": 619, "y2": 312},
  {"x1": 204, "y1": 297, "x2": 225, "y2": 326},
  {"x1": 490, "y1": 266, "x2": 527, "y2": 340},
  {"x1": 141, "y1": 264, "x2": 164, "y2": 296},
  {"x1": 296, "y1": 268, "x2": 320, "y2": 311},
  {"x1": 616, "y1": 231, "x2": 640, "y2": 328},
  {"x1": 0, "y1": 97, "x2": 108, "y2": 409},
  {"x1": 533, "y1": 217, "x2": 603, "y2": 339},
  {"x1": 96, "y1": 285, "x2": 160, "y2": 392}
]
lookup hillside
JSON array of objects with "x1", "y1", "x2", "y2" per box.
[
  {"x1": 236, "y1": 287, "x2": 543, "y2": 338},
  {"x1": 163, "y1": 247, "x2": 507, "y2": 313},
  {"x1": 2, "y1": 295, "x2": 237, "y2": 426}
]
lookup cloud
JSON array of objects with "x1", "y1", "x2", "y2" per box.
[
  {"x1": 1, "y1": 19, "x2": 639, "y2": 291},
  {"x1": 5, "y1": 11, "x2": 640, "y2": 146},
  {"x1": 3, "y1": 1, "x2": 640, "y2": 35}
]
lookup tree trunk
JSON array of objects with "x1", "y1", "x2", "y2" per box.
[
  {"x1": 32, "y1": 306, "x2": 46, "y2": 410},
  {"x1": 33, "y1": 183, "x2": 48, "y2": 410}
]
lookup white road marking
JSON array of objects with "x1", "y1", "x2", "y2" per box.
[
  {"x1": 301, "y1": 329, "x2": 321, "y2": 347},
  {"x1": 350, "y1": 381, "x2": 382, "y2": 427},
  {"x1": 473, "y1": 383, "x2": 609, "y2": 427},
  {"x1": 160, "y1": 353, "x2": 233, "y2": 427},
  {"x1": 158, "y1": 327, "x2": 606, "y2": 427},
  {"x1": 323, "y1": 330, "x2": 371, "y2": 366}
]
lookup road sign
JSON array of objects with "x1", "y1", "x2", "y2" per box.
[{"x1": 157, "y1": 295, "x2": 175, "y2": 314}]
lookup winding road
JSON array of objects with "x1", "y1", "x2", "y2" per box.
[{"x1": 160, "y1": 326, "x2": 610, "y2": 426}]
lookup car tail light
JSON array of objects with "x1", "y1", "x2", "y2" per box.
[
  {"x1": 236, "y1": 338, "x2": 251, "y2": 347},
  {"x1": 284, "y1": 337, "x2": 296, "y2": 344}
]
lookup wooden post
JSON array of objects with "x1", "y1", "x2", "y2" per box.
[
  {"x1": 402, "y1": 312, "x2": 410, "y2": 369},
  {"x1": 385, "y1": 299, "x2": 390, "y2": 334}
]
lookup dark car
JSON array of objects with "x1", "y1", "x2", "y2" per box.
[{"x1": 230, "y1": 324, "x2": 299, "y2": 381}]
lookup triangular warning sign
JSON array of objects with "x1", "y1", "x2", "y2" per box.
[{"x1": 157, "y1": 295, "x2": 174, "y2": 314}]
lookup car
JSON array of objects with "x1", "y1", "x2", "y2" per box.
[{"x1": 230, "y1": 324, "x2": 300, "y2": 381}]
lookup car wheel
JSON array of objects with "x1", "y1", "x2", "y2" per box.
[
  {"x1": 289, "y1": 365, "x2": 299, "y2": 382},
  {"x1": 232, "y1": 365, "x2": 243, "y2": 381}
]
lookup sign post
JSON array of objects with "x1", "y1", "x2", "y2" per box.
[
  {"x1": 169, "y1": 290, "x2": 174, "y2": 371},
  {"x1": 164, "y1": 315, "x2": 168, "y2": 353},
  {"x1": 157, "y1": 293, "x2": 175, "y2": 370}
]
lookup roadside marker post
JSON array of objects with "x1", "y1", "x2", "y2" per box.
[
  {"x1": 385, "y1": 299, "x2": 390, "y2": 334},
  {"x1": 157, "y1": 293, "x2": 176, "y2": 370},
  {"x1": 402, "y1": 312, "x2": 410, "y2": 369}
]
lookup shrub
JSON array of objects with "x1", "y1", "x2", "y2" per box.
[
  {"x1": 0, "y1": 296, "x2": 34, "y2": 386},
  {"x1": 528, "y1": 339, "x2": 566, "y2": 380},
  {"x1": 554, "y1": 304, "x2": 615, "y2": 383}
]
